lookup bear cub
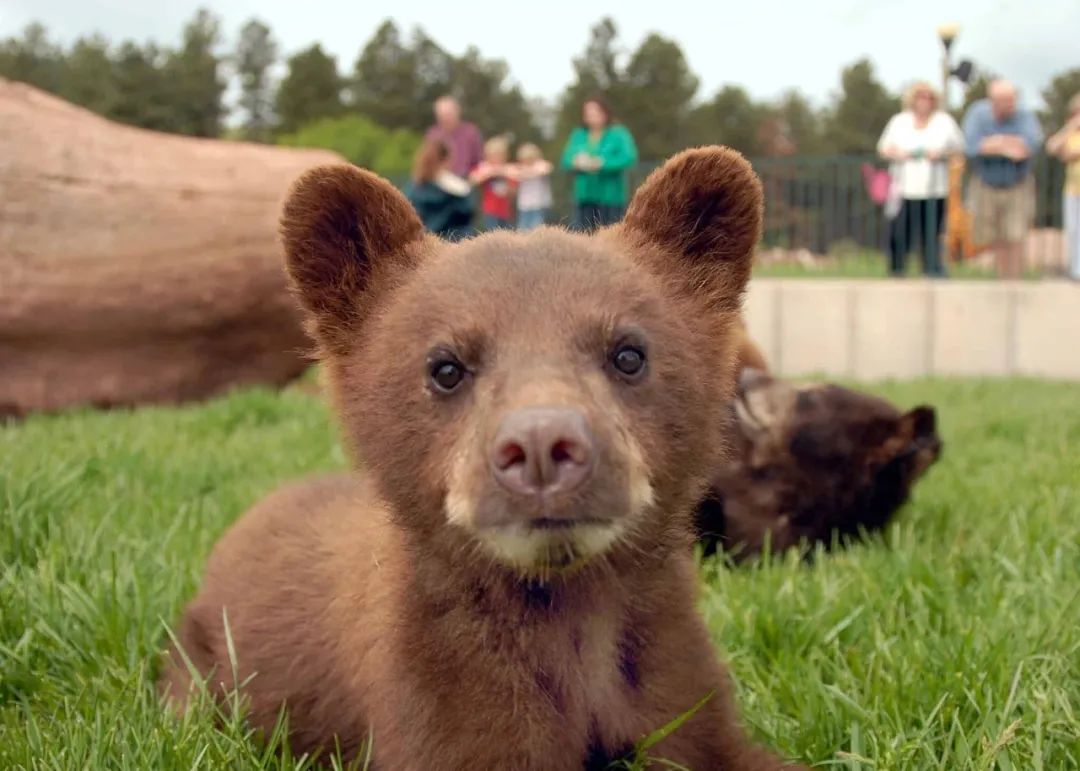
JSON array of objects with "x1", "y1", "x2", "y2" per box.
[
  {"x1": 160, "y1": 148, "x2": 806, "y2": 770},
  {"x1": 695, "y1": 368, "x2": 941, "y2": 562}
]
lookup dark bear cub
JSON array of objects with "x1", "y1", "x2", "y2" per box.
[
  {"x1": 695, "y1": 368, "x2": 942, "y2": 561},
  {"x1": 159, "y1": 148, "x2": 806, "y2": 770}
]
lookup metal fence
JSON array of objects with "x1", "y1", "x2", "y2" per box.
[
  {"x1": 550, "y1": 154, "x2": 1071, "y2": 275},
  {"x1": 397, "y1": 154, "x2": 1072, "y2": 276}
]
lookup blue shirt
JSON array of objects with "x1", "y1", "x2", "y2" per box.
[{"x1": 962, "y1": 99, "x2": 1044, "y2": 188}]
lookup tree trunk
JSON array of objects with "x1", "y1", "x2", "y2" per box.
[{"x1": 0, "y1": 79, "x2": 344, "y2": 416}]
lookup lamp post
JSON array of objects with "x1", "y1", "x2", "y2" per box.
[{"x1": 937, "y1": 23, "x2": 960, "y2": 111}]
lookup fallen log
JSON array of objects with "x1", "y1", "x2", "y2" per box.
[{"x1": 0, "y1": 79, "x2": 344, "y2": 416}]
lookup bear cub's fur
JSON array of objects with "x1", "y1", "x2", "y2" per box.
[
  {"x1": 695, "y1": 368, "x2": 942, "y2": 562},
  {"x1": 160, "y1": 148, "x2": 806, "y2": 770}
]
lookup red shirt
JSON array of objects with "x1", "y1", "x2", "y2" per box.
[{"x1": 481, "y1": 176, "x2": 516, "y2": 220}]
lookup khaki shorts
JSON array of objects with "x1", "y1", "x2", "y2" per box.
[{"x1": 968, "y1": 175, "x2": 1034, "y2": 244}]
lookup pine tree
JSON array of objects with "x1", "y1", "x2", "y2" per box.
[
  {"x1": 275, "y1": 44, "x2": 343, "y2": 134},
  {"x1": 235, "y1": 19, "x2": 278, "y2": 141}
]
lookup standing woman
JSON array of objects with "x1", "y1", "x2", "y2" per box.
[
  {"x1": 1046, "y1": 93, "x2": 1080, "y2": 280},
  {"x1": 877, "y1": 82, "x2": 963, "y2": 276},
  {"x1": 560, "y1": 96, "x2": 639, "y2": 231}
]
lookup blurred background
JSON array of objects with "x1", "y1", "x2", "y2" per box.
[{"x1": 3, "y1": 0, "x2": 1079, "y2": 275}]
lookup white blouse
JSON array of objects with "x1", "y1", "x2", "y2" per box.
[{"x1": 877, "y1": 111, "x2": 963, "y2": 199}]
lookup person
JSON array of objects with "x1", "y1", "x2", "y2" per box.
[
  {"x1": 513, "y1": 143, "x2": 553, "y2": 231},
  {"x1": 877, "y1": 81, "x2": 964, "y2": 277},
  {"x1": 469, "y1": 136, "x2": 517, "y2": 231},
  {"x1": 560, "y1": 96, "x2": 638, "y2": 231},
  {"x1": 406, "y1": 140, "x2": 474, "y2": 241},
  {"x1": 962, "y1": 79, "x2": 1044, "y2": 279},
  {"x1": 424, "y1": 96, "x2": 484, "y2": 178},
  {"x1": 1046, "y1": 92, "x2": 1080, "y2": 280}
]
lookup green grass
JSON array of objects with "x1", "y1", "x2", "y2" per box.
[
  {"x1": 750, "y1": 243, "x2": 1045, "y2": 280},
  {"x1": 1, "y1": 378, "x2": 1078, "y2": 769}
]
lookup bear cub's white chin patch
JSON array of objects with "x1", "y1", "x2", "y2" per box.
[{"x1": 479, "y1": 520, "x2": 624, "y2": 573}]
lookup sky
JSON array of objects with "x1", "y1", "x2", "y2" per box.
[{"x1": 2, "y1": 0, "x2": 1078, "y2": 111}]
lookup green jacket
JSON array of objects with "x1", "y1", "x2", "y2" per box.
[{"x1": 560, "y1": 125, "x2": 639, "y2": 207}]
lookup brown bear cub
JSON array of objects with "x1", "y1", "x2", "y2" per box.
[
  {"x1": 159, "y1": 148, "x2": 806, "y2": 770},
  {"x1": 695, "y1": 368, "x2": 942, "y2": 562}
]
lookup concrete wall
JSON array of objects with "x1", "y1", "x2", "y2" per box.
[{"x1": 744, "y1": 279, "x2": 1080, "y2": 380}]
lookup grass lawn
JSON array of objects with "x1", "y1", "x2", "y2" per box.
[
  {"x1": 751, "y1": 250, "x2": 1044, "y2": 280},
  {"x1": 1, "y1": 377, "x2": 1078, "y2": 769}
]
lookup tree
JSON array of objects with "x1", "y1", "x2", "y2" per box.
[
  {"x1": 554, "y1": 18, "x2": 624, "y2": 150},
  {"x1": 277, "y1": 114, "x2": 420, "y2": 177},
  {"x1": 163, "y1": 8, "x2": 227, "y2": 137},
  {"x1": 450, "y1": 47, "x2": 539, "y2": 143},
  {"x1": 235, "y1": 19, "x2": 278, "y2": 141},
  {"x1": 275, "y1": 44, "x2": 344, "y2": 134},
  {"x1": 109, "y1": 42, "x2": 174, "y2": 132},
  {"x1": 408, "y1": 28, "x2": 455, "y2": 128},
  {"x1": 619, "y1": 33, "x2": 699, "y2": 160},
  {"x1": 349, "y1": 21, "x2": 536, "y2": 141},
  {"x1": 958, "y1": 71, "x2": 995, "y2": 119},
  {"x1": 58, "y1": 35, "x2": 117, "y2": 116},
  {"x1": 350, "y1": 21, "x2": 431, "y2": 132},
  {"x1": 0, "y1": 23, "x2": 65, "y2": 93},
  {"x1": 823, "y1": 59, "x2": 898, "y2": 154},
  {"x1": 1041, "y1": 68, "x2": 1080, "y2": 132},
  {"x1": 688, "y1": 85, "x2": 768, "y2": 156},
  {"x1": 569, "y1": 17, "x2": 622, "y2": 94},
  {"x1": 771, "y1": 90, "x2": 823, "y2": 155}
]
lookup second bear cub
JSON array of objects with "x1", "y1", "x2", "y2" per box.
[{"x1": 160, "y1": 147, "x2": 806, "y2": 770}]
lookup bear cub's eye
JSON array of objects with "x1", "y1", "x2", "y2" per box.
[
  {"x1": 611, "y1": 345, "x2": 647, "y2": 379},
  {"x1": 430, "y1": 358, "x2": 466, "y2": 393}
]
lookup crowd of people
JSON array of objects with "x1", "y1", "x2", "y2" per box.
[
  {"x1": 877, "y1": 78, "x2": 1080, "y2": 280},
  {"x1": 406, "y1": 95, "x2": 639, "y2": 240},
  {"x1": 405, "y1": 82, "x2": 1080, "y2": 281}
]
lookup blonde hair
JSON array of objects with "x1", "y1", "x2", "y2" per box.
[
  {"x1": 484, "y1": 135, "x2": 510, "y2": 160},
  {"x1": 516, "y1": 142, "x2": 543, "y2": 162},
  {"x1": 902, "y1": 81, "x2": 940, "y2": 111}
]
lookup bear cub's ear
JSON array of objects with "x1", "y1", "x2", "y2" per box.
[
  {"x1": 622, "y1": 146, "x2": 763, "y2": 312},
  {"x1": 280, "y1": 164, "x2": 425, "y2": 356}
]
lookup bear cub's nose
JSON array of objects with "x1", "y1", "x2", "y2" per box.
[{"x1": 491, "y1": 406, "x2": 595, "y2": 497}]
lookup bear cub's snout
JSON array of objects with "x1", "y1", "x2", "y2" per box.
[{"x1": 489, "y1": 406, "x2": 596, "y2": 501}]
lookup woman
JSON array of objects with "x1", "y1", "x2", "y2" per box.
[
  {"x1": 877, "y1": 82, "x2": 963, "y2": 276},
  {"x1": 1046, "y1": 93, "x2": 1080, "y2": 280},
  {"x1": 406, "y1": 140, "x2": 474, "y2": 241},
  {"x1": 560, "y1": 96, "x2": 638, "y2": 231},
  {"x1": 513, "y1": 142, "x2": 553, "y2": 231}
]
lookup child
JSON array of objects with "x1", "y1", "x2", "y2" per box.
[
  {"x1": 514, "y1": 143, "x2": 553, "y2": 231},
  {"x1": 469, "y1": 136, "x2": 516, "y2": 231},
  {"x1": 406, "y1": 140, "x2": 474, "y2": 241}
]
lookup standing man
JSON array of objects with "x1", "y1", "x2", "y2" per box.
[
  {"x1": 425, "y1": 96, "x2": 484, "y2": 178},
  {"x1": 962, "y1": 79, "x2": 1044, "y2": 279}
]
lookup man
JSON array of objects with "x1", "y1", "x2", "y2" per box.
[
  {"x1": 424, "y1": 96, "x2": 484, "y2": 178},
  {"x1": 962, "y1": 79, "x2": 1044, "y2": 279}
]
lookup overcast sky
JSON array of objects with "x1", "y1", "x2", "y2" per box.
[{"x1": 3, "y1": 0, "x2": 1078, "y2": 110}]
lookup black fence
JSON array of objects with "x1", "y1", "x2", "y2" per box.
[
  {"x1": 396, "y1": 154, "x2": 1072, "y2": 275},
  {"x1": 578, "y1": 155, "x2": 1065, "y2": 246}
]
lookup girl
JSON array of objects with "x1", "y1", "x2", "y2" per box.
[
  {"x1": 469, "y1": 136, "x2": 517, "y2": 231},
  {"x1": 514, "y1": 143, "x2": 553, "y2": 231},
  {"x1": 406, "y1": 140, "x2": 474, "y2": 241}
]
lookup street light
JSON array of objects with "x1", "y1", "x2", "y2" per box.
[{"x1": 937, "y1": 23, "x2": 960, "y2": 110}]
